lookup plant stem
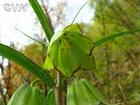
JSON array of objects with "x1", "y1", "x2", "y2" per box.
[
  {"x1": 29, "y1": 1, "x2": 63, "y2": 104},
  {"x1": 55, "y1": 71, "x2": 63, "y2": 105}
]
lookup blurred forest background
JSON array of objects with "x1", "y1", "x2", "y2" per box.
[{"x1": 0, "y1": 0, "x2": 140, "y2": 105}]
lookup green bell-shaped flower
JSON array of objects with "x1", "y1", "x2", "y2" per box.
[
  {"x1": 67, "y1": 79, "x2": 108, "y2": 105},
  {"x1": 44, "y1": 24, "x2": 95, "y2": 77},
  {"x1": 7, "y1": 84, "x2": 46, "y2": 105}
]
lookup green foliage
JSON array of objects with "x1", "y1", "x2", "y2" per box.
[
  {"x1": 0, "y1": 43, "x2": 54, "y2": 88},
  {"x1": 2, "y1": 43, "x2": 49, "y2": 98},
  {"x1": 84, "y1": 0, "x2": 140, "y2": 104},
  {"x1": 29, "y1": 0, "x2": 53, "y2": 41},
  {"x1": 93, "y1": 28, "x2": 140, "y2": 48}
]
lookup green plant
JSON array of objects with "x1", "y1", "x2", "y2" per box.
[{"x1": 0, "y1": 0, "x2": 140, "y2": 105}]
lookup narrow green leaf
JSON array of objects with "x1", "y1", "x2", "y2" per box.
[
  {"x1": 15, "y1": 27, "x2": 44, "y2": 46},
  {"x1": 93, "y1": 29, "x2": 140, "y2": 48},
  {"x1": 29, "y1": 0, "x2": 53, "y2": 41},
  {"x1": 0, "y1": 43, "x2": 55, "y2": 88}
]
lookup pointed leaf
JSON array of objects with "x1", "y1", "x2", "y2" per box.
[
  {"x1": 94, "y1": 29, "x2": 140, "y2": 48},
  {"x1": 0, "y1": 43, "x2": 55, "y2": 88},
  {"x1": 29, "y1": 0, "x2": 53, "y2": 41}
]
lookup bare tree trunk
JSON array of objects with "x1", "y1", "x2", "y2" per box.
[
  {"x1": 0, "y1": 83, "x2": 7, "y2": 105},
  {"x1": 0, "y1": 58, "x2": 7, "y2": 105}
]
